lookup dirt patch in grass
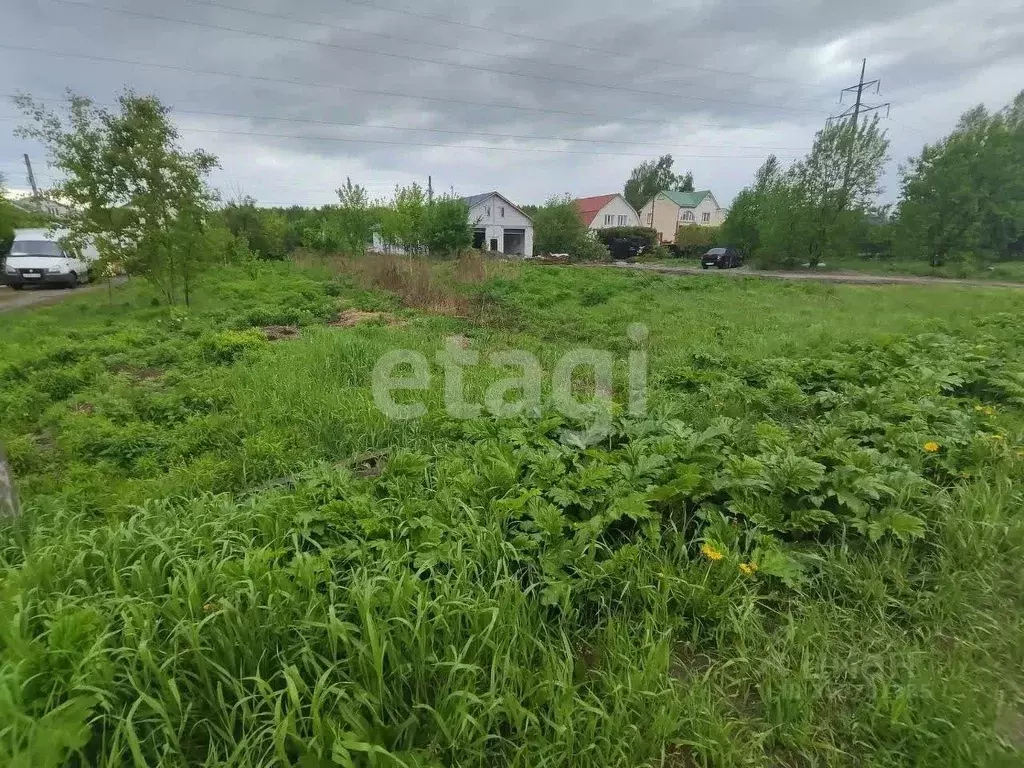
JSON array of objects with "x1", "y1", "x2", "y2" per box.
[
  {"x1": 345, "y1": 450, "x2": 388, "y2": 479},
  {"x1": 329, "y1": 309, "x2": 404, "y2": 328},
  {"x1": 110, "y1": 365, "x2": 165, "y2": 382},
  {"x1": 297, "y1": 251, "x2": 514, "y2": 318},
  {"x1": 262, "y1": 325, "x2": 301, "y2": 341}
]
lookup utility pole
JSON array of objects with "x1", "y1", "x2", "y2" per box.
[
  {"x1": 427, "y1": 175, "x2": 433, "y2": 204},
  {"x1": 827, "y1": 58, "x2": 890, "y2": 129},
  {"x1": 23, "y1": 153, "x2": 39, "y2": 197}
]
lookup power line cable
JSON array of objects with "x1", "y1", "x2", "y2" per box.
[
  {"x1": 175, "y1": 0, "x2": 834, "y2": 106},
  {"x1": 330, "y1": 0, "x2": 836, "y2": 90},
  {"x1": 49, "y1": 0, "x2": 825, "y2": 116},
  {"x1": 0, "y1": 100, "x2": 811, "y2": 152},
  {"x1": 0, "y1": 44, "x2": 815, "y2": 132},
  {"x1": 133, "y1": 124, "x2": 803, "y2": 159}
]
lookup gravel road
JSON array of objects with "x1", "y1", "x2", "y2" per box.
[{"x1": 600, "y1": 262, "x2": 1024, "y2": 289}]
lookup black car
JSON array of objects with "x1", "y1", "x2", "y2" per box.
[{"x1": 701, "y1": 247, "x2": 743, "y2": 269}]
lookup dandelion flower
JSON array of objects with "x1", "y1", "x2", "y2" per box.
[
  {"x1": 739, "y1": 562, "x2": 758, "y2": 576},
  {"x1": 701, "y1": 542, "x2": 724, "y2": 562},
  {"x1": 923, "y1": 441, "x2": 941, "y2": 453}
]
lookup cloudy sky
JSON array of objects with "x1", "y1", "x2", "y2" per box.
[{"x1": 1, "y1": 0, "x2": 1022, "y2": 208}]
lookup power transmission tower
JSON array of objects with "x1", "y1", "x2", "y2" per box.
[
  {"x1": 23, "y1": 153, "x2": 39, "y2": 196},
  {"x1": 827, "y1": 58, "x2": 890, "y2": 128}
]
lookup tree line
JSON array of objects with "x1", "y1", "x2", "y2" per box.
[
  {"x1": 8, "y1": 91, "x2": 479, "y2": 305},
  {"x1": 722, "y1": 91, "x2": 1024, "y2": 268}
]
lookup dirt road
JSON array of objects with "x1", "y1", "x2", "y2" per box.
[
  {"x1": 602, "y1": 262, "x2": 1024, "y2": 289},
  {"x1": 0, "y1": 279, "x2": 125, "y2": 313}
]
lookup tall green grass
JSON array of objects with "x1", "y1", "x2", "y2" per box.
[{"x1": 0, "y1": 262, "x2": 1022, "y2": 766}]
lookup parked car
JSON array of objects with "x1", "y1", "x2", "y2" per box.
[
  {"x1": 2, "y1": 229, "x2": 99, "y2": 290},
  {"x1": 701, "y1": 247, "x2": 743, "y2": 269}
]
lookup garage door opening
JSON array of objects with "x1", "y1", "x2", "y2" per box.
[{"x1": 503, "y1": 229, "x2": 525, "y2": 256}]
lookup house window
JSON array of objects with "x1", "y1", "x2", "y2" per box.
[
  {"x1": 702, "y1": 212, "x2": 711, "y2": 223},
  {"x1": 500, "y1": 206, "x2": 505, "y2": 218},
  {"x1": 604, "y1": 214, "x2": 614, "y2": 225},
  {"x1": 485, "y1": 206, "x2": 491, "y2": 216},
  {"x1": 618, "y1": 215, "x2": 627, "y2": 226},
  {"x1": 681, "y1": 211, "x2": 695, "y2": 223},
  {"x1": 647, "y1": 212, "x2": 653, "y2": 225}
]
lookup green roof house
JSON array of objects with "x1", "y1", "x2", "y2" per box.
[{"x1": 638, "y1": 189, "x2": 725, "y2": 243}]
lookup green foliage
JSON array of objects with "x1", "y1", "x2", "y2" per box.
[
  {"x1": 724, "y1": 119, "x2": 889, "y2": 268},
  {"x1": 423, "y1": 195, "x2": 472, "y2": 258},
  {"x1": 895, "y1": 92, "x2": 1024, "y2": 266},
  {"x1": 1, "y1": 264, "x2": 1022, "y2": 766},
  {"x1": 533, "y1": 194, "x2": 610, "y2": 261},
  {"x1": 14, "y1": 90, "x2": 220, "y2": 304},
  {"x1": 220, "y1": 196, "x2": 288, "y2": 260},
  {"x1": 334, "y1": 177, "x2": 375, "y2": 256},
  {"x1": 623, "y1": 154, "x2": 695, "y2": 211},
  {"x1": 671, "y1": 224, "x2": 722, "y2": 257},
  {"x1": 0, "y1": 175, "x2": 13, "y2": 259}
]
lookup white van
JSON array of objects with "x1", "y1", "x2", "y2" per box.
[{"x1": 2, "y1": 229, "x2": 99, "y2": 290}]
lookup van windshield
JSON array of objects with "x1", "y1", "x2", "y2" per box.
[{"x1": 10, "y1": 241, "x2": 63, "y2": 257}]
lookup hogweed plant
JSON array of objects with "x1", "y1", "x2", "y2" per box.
[{"x1": 373, "y1": 323, "x2": 650, "y2": 445}]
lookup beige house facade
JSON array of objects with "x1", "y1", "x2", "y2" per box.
[{"x1": 637, "y1": 190, "x2": 726, "y2": 243}]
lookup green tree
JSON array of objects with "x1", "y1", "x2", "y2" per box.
[
  {"x1": 221, "y1": 196, "x2": 288, "y2": 260},
  {"x1": 534, "y1": 195, "x2": 609, "y2": 261},
  {"x1": 423, "y1": 195, "x2": 472, "y2": 258},
  {"x1": 15, "y1": 90, "x2": 219, "y2": 304},
  {"x1": 724, "y1": 117, "x2": 889, "y2": 268},
  {"x1": 895, "y1": 93, "x2": 1024, "y2": 265},
  {"x1": 335, "y1": 178, "x2": 375, "y2": 255},
  {"x1": 794, "y1": 116, "x2": 890, "y2": 267},
  {"x1": 623, "y1": 155, "x2": 695, "y2": 211},
  {"x1": 393, "y1": 183, "x2": 428, "y2": 253},
  {"x1": 722, "y1": 155, "x2": 781, "y2": 256},
  {"x1": 0, "y1": 172, "x2": 14, "y2": 258}
]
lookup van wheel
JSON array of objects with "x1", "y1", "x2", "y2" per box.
[
  {"x1": 67, "y1": 272, "x2": 79, "y2": 289},
  {"x1": 11, "y1": 284, "x2": 24, "y2": 291}
]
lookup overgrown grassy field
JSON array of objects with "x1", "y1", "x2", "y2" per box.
[{"x1": 1, "y1": 261, "x2": 1022, "y2": 766}]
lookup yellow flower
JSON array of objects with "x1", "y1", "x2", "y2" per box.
[
  {"x1": 993, "y1": 434, "x2": 1006, "y2": 441},
  {"x1": 203, "y1": 602, "x2": 216, "y2": 613},
  {"x1": 923, "y1": 441, "x2": 941, "y2": 453},
  {"x1": 984, "y1": 406, "x2": 995, "y2": 416},
  {"x1": 739, "y1": 562, "x2": 758, "y2": 576},
  {"x1": 974, "y1": 405, "x2": 984, "y2": 412},
  {"x1": 701, "y1": 542, "x2": 724, "y2": 562}
]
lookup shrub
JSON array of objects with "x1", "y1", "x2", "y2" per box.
[
  {"x1": 671, "y1": 225, "x2": 722, "y2": 257},
  {"x1": 595, "y1": 226, "x2": 659, "y2": 261},
  {"x1": 200, "y1": 328, "x2": 268, "y2": 363},
  {"x1": 534, "y1": 195, "x2": 609, "y2": 261}
]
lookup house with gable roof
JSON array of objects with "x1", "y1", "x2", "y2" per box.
[
  {"x1": 460, "y1": 191, "x2": 533, "y2": 257},
  {"x1": 573, "y1": 194, "x2": 640, "y2": 231},
  {"x1": 637, "y1": 190, "x2": 725, "y2": 243}
]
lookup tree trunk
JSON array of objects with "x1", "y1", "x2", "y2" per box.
[{"x1": 0, "y1": 443, "x2": 19, "y2": 520}]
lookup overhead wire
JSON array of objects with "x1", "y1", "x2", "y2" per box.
[
  {"x1": 48, "y1": 0, "x2": 828, "y2": 117},
  {"x1": 0, "y1": 44, "x2": 818, "y2": 133},
  {"x1": 174, "y1": 0, "x2": 836, "y2": 106},
  {"x1": 329, "y1": 0, "x2": 837, "y2": 90},
  {"x1": 0, "y1": 100, "x2": 811, "y2": 153}
]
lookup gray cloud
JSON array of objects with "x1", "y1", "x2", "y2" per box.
[{"x1": 2, "y1": 0, "x2": 1022, "y2": 207}]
